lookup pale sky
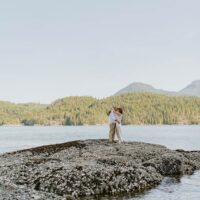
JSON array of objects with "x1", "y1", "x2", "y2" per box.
[{"x1": 0, "y1": 0, "x2": 200, "y2": 103}]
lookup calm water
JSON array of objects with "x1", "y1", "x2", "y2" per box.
[{"x1": 0, "y1": 125, "x2": 200, "y2": 200}]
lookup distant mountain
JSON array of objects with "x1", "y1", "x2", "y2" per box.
[
  {"x1": 114, "y1": 82, "x2": 176, "y2": 96},
  {"x1": 115, "y1": 80, "x2": 200, "y2": 97},
  {"x1": 179, "y1": 80, "x2": 200, "y2": 97}
]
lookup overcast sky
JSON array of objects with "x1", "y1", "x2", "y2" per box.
[{"x1": 0, "y1": 0, "x2": 200, "y2": 103}]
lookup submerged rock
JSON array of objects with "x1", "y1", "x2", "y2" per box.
[{"x1": 0, "y1": 139, "x2": 200, "y2": 199}]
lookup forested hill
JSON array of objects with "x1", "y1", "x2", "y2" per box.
[
  {"x1": 0, "y1": 93, "x2": 200, "y2": 125},
  {"x1": 0, "y1": 101, "x2": 46, "y2": 125}
]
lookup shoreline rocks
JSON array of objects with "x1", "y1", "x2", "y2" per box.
[{"x1": 0, "y1": 139, "x2": 200, "y2": 199}]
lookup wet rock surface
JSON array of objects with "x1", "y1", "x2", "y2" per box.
[{"x1": 0, "y1": 139, "x2": 200, "y2": 200}]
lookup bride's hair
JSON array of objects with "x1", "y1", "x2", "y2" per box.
[{"x1": 117, "y1": 108, "x2": 123, "y2": 114}]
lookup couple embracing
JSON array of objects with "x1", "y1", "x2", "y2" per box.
[{"x1": 108, "y1": 107, "x2": 123, "y2": 143}]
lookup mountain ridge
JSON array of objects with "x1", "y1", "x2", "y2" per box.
[{"x1": 115, "y1": 80, "x2": 200, "y2": 97}]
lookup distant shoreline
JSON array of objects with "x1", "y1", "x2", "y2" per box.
[{"x1": 7, "y1": 123, "x2": 196, "y2": 127}]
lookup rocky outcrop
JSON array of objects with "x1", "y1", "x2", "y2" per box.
[{"x1": 0, "y1": 140, "x2": 200, "y2": 200}]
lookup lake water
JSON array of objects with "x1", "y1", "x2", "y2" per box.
[{"x1": 0, "y1": 125, "x2": 200, "y2": 199}]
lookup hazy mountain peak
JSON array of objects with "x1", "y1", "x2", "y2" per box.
[
  {"x1": 115, "y1": 82, "x2": 165, "y2": 96},
  {"x1": 125, "y1": 82, "x2": 155, "y2": 89},
  {"x1": 179, "y1": 80, "x2": 200, "y2": 96},
  {"x1": 190, "y1": 80, "x2": 200, "y2": 86}
]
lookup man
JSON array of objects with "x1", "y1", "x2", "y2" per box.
[{"x1": 108, "y1": 107, "x2": 117, "y2": 143}]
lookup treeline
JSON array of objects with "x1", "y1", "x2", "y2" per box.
[{"x1": 0, "y1": 93, "x2": 200, "y2": 125}]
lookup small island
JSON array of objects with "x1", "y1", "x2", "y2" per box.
[{"x1": 0, "y1": 139, "x2": 200, "y2": 199}]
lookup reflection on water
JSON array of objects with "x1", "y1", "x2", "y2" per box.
[{"x1": 131, "y1": 171, "x2": 200, "y2": 200}]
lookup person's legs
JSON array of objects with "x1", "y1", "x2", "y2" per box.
[
  {"x1": 109, "y1": 123, "x2": 116, "y2": 142},
  {"x1": 115, "y1": 124, "x2": 122, "y2": 143}
]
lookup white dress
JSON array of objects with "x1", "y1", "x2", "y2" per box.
[{"x1": 115, "y1": 114, "x2": 123, "y2": 143}]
